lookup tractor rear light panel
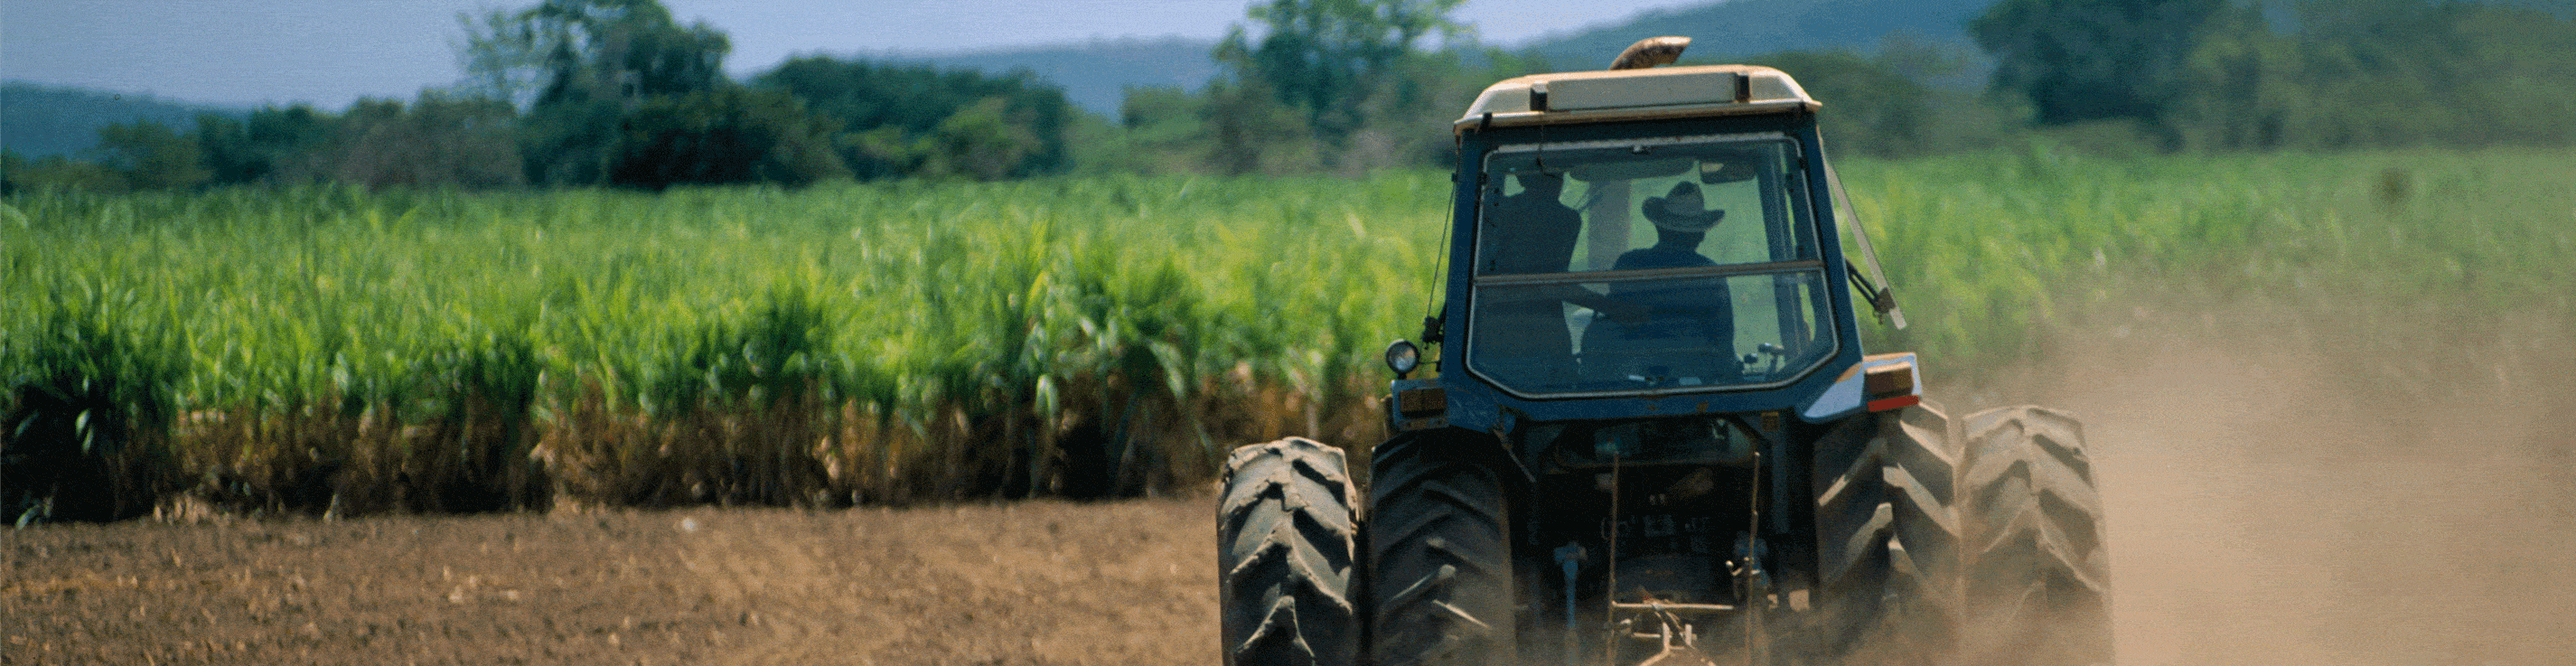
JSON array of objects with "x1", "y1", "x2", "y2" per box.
[
  {"x1": 1862, "y1": 357, "x2": 1919, "y2": 412},
  {"x1": 1397, "y1": 387, "x2": 1447, "y2": 416},
  {"x1": 1390, "y1": 384, "x2": 1450, "y2": 432}
]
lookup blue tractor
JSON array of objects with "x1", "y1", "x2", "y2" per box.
[{"x1": 1218, "y1": 38, "x2": 2114, "y2": 666}]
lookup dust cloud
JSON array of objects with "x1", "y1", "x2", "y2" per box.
[{"x1": 2034, "y1": 314, "x2": 2575, "y2": 666}]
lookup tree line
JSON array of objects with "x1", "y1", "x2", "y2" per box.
[
  {"x1": 1974, "y1": 0, "x2": 2576, "y2": 151},
  {"x1": 6, "y1": 0, "x2": 2572, "y2": 194},
  {"x1": 3, "y1": 0, "x2": 1076, "y2": 194}
]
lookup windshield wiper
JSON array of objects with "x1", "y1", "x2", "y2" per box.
[{"x1": 1822, "y1": 154, "x2": 1906, "y2": 330}]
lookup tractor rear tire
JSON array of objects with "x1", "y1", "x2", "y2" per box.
[
  {"x1": 1366, "y1": 432, "x2": 1515, "y2": 666},
  {"x1": 1810, "y1": 402, "x2": 1963, "y2": 666},
  {"x1": 1957, "y1": 407, "x2": 2114, "y2": 666},
  {"x1": 1219, "y1": 437, "x2": 1360, "y2": 666}
]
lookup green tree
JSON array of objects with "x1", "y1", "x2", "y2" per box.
[
  {"x1": 1201, "y1": 79, "x2": 1321, "y2": 176},
  {"x1": 610, "y1": 87, "x2": 848, "y2": 190},
  {"x1": 193, "y1": 104, "x2": 341, "y2": 185},
  {"x1": 193, "y1": 115, "x2": 264, "y2": 184},
  {"x1": 2165, "y1": 0, "x2": 2576, "y2": 151},
  {"x1": 1214, "y1": 0, "x2": 1466, "y2": 147},
  {"x1": 1747, "y1": 37, "x2": 2010, "y2": 157},
  {"x1": 456, "y1": 0, "x2": 735, "y2": 185},
  {"x1": 1, "y1": 150, "x2": 126, "y2": 193},
  {"x1": 1067, "y1": 0, "x2": 1557, "y2": 176},
  {"x1": 1751, "y1": 51, "x2": 1936, "y2": 156},
  {"x1": 459, "y1": 0, "x2": 727, "y2": 108},
  {"x1": 321, "y1": 94, "x2": 527, "y2": 190},
  {"x1": 756, "y1": 57, "x2": 1073, "y2": 181},
  {"x1": 94, "y1": 121, "x2": 210, "y2": 191},
  {"x1": 1063, "y1": 86, "x2": 1209, "y2": 175},
  {"x1": 1971, "y1": 0, "x2": 2234, "y2": 134},
  {"x1": 926, "y1": 97, "x2": 1048, "y2": 181}
]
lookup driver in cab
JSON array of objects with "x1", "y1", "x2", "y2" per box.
[{"x1": 1581, "y1": 181, "x2": 1739, "y2": 385}]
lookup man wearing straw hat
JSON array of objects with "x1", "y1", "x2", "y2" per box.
[{"x1": 1581, "y1": 181, "x2": 1738, "y2": 384}]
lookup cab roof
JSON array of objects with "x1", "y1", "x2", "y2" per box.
[{"x1": 1454, "y1": 64, "x2": 1820, "y2": 133}]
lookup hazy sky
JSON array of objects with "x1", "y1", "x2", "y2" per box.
[{"x1": 3, "y1": 0, "x2": 1710, "y2": 108}]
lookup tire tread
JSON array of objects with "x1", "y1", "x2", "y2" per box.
[
  {"x1": 1220, "y1": 437, "x2": 1359, "y2": 666},
  {"x1": 1958, "y1": 406, "x2": 2115, "y2": 666},
  {"x1": 1811, "y1": 403, "x2": 1963, "y2": 664},
  {"x1": 1366, "y1": 433, "x2": 1513, "y2": 666}
]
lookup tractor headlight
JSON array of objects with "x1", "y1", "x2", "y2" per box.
[{"x1": 1384, "y1": 339, "x2": 1421, "y2": 377}]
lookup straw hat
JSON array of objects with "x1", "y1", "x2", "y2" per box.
[{"x1": 1643, "y1": 182, "x2": 1724, "y2": 232}]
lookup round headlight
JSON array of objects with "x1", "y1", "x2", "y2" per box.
[{"x1": 1383, "y1": 339, "x2": 1420, "y2": 377}]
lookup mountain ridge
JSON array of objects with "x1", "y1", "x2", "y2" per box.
[
  {"x1": 3, "y1": 82, "x2": 250, "y2": 158},
  {"x1": 1519, "y1": 0, "x2": 1991, "y2": 70},
  {"x1": 885, "y1": 36, "x2": 1220, "y2": 117},
  {"x1": 893, "y1": 0, "x2": 1992, "y2": 115}
]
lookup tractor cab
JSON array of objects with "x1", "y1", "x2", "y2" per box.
[{"x1": 1390, "y1": 61, "x2": 1912, "y2": 434}]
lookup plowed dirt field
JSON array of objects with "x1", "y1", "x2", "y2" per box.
[{"x1": 5, "y1": 499, "x2": 1217, "y2": 665}]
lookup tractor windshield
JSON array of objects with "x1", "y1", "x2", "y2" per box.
[{"x1": 1464, "y1": 134, "x2": 1837, "y2": 397}]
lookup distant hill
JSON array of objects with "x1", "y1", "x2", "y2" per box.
[
  {"x1": 890, "y1": 37, "x2": 1221, "y2": 117},
  {"x1": 1518, "y1": 0, "x2": 1992, "y2": 70},
  {"x1": 2, "y1": 82, "x2": 248, "y2": 158},
  {"x1": 891, "y1": 1, "x2": 2000, "y2": 117}
]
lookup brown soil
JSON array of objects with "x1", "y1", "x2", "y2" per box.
[
  {"x1": 5, "y1": 499, "x2": 1219, "y2": 665},
  {"x1": 8, "y1": 310, "x2": 2572, "y2": 666}
]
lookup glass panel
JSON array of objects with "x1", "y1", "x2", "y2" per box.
[
  {"x1": 1465, "y1": 136, "x2": 1836, "y2": 396},
  {"x1": 1469, "y1": 271, "x2": 1833, "y2": 394},
  {"x1": 1473, "y1": 136, "x2": 1814, "y2": 279}
]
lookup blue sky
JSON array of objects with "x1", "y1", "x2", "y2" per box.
[{"x1": 3, "y1": 0, "x2": 1710, "y2": 108}]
